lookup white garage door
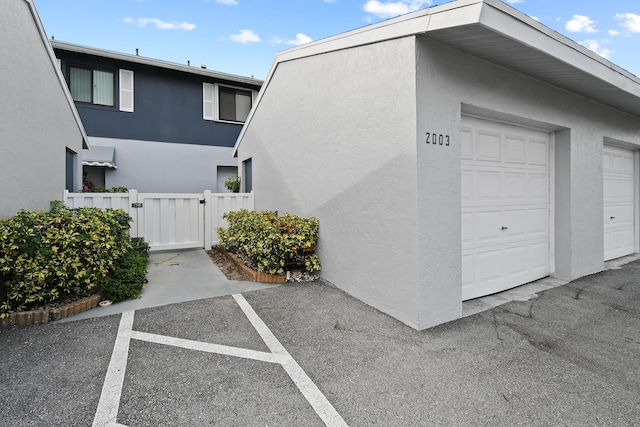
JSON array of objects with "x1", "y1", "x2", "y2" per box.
[
  {"x1": 461, "y1": 116, "x2": 551, "y2": 301},
  {"x1": 603, "y1": 145, "x2": 636, "y2": 261}
]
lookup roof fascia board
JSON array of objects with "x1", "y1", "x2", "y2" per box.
[
  {"x1": 24, "y1": 0, "x2": 89, "y2": 148},
  {"x1": 478, "y1": 0, "x2": 640, "y2": 96},
  {"x1": 51, "y1": 40, "x2": 262, "y2": 87}
]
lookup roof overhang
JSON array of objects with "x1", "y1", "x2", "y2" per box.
[
  {"x1": 50, "y1": 40, "x2": 263, "y2": 88},
  {"x1": 234, "y1": 0, "x2": 640, "y2": 155},
  {"x1": 82, "y1": 146, "x2": 117, "y2": 169}
]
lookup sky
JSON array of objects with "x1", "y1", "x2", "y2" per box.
[{"x1": 34, "y1": 0, "x2": 640, "y2": 80}]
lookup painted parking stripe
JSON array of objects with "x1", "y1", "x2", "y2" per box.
[
  {"x1": 92, "y1": 310, "x2": 135, "y2": 427},
  {"x1": 233, "y1": 293, "x2": 348, "y2": 427},
  {"x1": 128, "y1": 330, "x2": 289, "y2": 364}
]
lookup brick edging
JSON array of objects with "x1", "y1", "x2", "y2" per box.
[
  {"x1": 218, "y1": 248, "x2": 286, "y2": 284},
  {"x1": 0, "y1": 294, "x2": 101, "y2": 329}
]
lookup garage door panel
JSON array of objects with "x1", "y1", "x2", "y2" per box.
[
  {"x1": 461, "y1": 170, "x2": 473, "y2": 201},
  {"x1": 477, "y1": 171, "x2": 502, "y2": 200},
  {"x1": 476, "y1": 211, "x2": 502, "y2": 243},
  {"x1": 460, "y1": 128, "x2": 473, "y2": 160},
  {"x1": 603, "y1": 145, "x2": 636, "y2": 261},
  {"x1": 505, "y1": 135, "x2": 526, "y2": 164},
  {"x1": 477, "y1": 130, "x2": 502, "y2": 162},
  {"x1": 461, "y1": 116, "x2": 550, "y2": 300},
  {"x1": 505, "y1": 172, "x2": 526, "y2": 199},
  {"x1": 529, "y1": 138, "x2": 549, "y2": 166}
]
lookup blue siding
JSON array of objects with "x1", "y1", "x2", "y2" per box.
[{"x1": 56, "y1": 51, "x2": 256, "y2": 147}]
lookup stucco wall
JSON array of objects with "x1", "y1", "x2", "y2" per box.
[
  {"x1": 414, "y1": 36, "x2": 640, "y2": 326},
  {"x1": 0, "y1": 1, "x2": 84, "y2": 219},
  {"x1": 238, "y1": 37, "x2": 423, "y2": 327},
  {"x1": 88, "y1": 138, "x2": 238, "y2": 193},
  {"x1": 238, "y1": 33, "x2": 640, "y2": 329}
]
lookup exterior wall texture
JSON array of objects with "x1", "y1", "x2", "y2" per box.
[
  {"x1": 239, "y1": 34, "x2": 640, "y2": 330},
  {"x1": 238, "y1": 37, "x2": 423, "y2": 327},
  {"x1": 89, "y1": 137, "x2": 238, "y2": 193},
  {"x1": 415, "y1": 37, "x2": 640, "y2": 297},
  {"x1": 0, "y1": 1, "x2": 84, "y2": 219}
]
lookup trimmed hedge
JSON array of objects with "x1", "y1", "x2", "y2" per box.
[
  {"x1": 0, "y1": 203, "x2": 145, "y2": 317},
  {"x1": 217, "y1": 210, "x2": 321, "y2": 275}
]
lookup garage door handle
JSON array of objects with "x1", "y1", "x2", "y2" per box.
[
  {"x1": 610, "y1": 216, "x2": 615, "y2": 220},
  {"x1": 501, "y1": 226, "x2": 508, "y2": 230}
]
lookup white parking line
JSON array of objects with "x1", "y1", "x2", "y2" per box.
[
  {"x1": 92, "y1": 310, "x2": 135, "y2": 427},
  {"x1": 233, "y1": 293, "x2": 349, "y2": 427},
  {"x1": 128, "y1": 330, "x2": 289, "y2": 364},
  {"x1": 93, "y1": 295, "x2": 348, "y2": 427}
]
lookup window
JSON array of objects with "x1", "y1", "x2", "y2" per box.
[
  {"x1": 203, "y1": 83, "x2": 254, "y2": 123},
  {"x1": 69, "y1": 66, "x2": 114, "y2": 106}
]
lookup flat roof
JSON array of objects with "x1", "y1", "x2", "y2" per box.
[{"x1": 51, "y1": 40, "x2": 263, "y2": 88}]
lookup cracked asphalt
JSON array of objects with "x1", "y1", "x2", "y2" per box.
[{"x1": 1, "y1": 260, "x2": 639, "y2": 426}]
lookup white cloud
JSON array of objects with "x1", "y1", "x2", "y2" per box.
[
  {"x1": 270, "y1": 33, "x2": 313, "y2": 46},
  {"x1": 287, "y1": 33, "x2": 313, "y2": 46},
  {"x1": 123, "y1": 17, "x2": 196, "y2": 31},
  {"x1": 505, "y1": 0, "x2": 522, "y2": 3},
  {"x1": 581, "y1": 40, "x2": 613, "y2": 59},
  {"x1": 609, "y1": 29, "x2": 620, "y2": 36},
  {"x1": 324, "y1": 0, "x2": 337, "y2": 3},
  {"x1": 565, "y1": 15, "x2": 597, "y2": 33},
  {"x1": 230, "y1": 29, "x2": 261, "y2": 43},
  {"x1": 616, "y1": 13, "x2": 640, "y2": 33},
  {"x1": 362, "y1": 1, "x2": 432, "y2": 19},
  {"x1": 216, "y1": 0, "x2": 239, "y2": 5}
]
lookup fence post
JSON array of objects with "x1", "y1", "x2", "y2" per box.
[
  {"x1": 203, "y1": 190, "x2": 212, "y2": 249},
  {"x1": 129, "y1": 189, "x2": 138, "y2": 238},
  {"x1": 248, "y1": 190, "x2": 255, "y2": 210}
]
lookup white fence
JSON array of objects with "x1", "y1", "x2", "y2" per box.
[{"x1": 63, "y1": 190, "x2": 254, "y2": 252}]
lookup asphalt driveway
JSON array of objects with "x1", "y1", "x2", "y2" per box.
[{"x1": 1, "y1": 259, "x2": 639, "y2": 426}]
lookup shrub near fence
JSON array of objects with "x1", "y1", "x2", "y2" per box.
[
  {"x1": 217, "y1": 210, "x2": 322, "y2": 275},
  {"x1": 0, "y1": 203, "x2": 131, "y2": 317}
]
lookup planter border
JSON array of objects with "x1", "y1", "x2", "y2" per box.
[
  {"x1": 0, "y1": 294, "x2": 100, "y2": 329},
  {"x1": 218, "y1": 248, "x2": 286, "y2": 284}
]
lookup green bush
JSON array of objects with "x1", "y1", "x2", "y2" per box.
[
  {"x1": 0, "y1": 203, "x2": 132, "y2": 317},
  {"x1": 217, "y1": 210, "x2": 321, "y2": 275},
  {"x1": 99, "y1": 238, "x2": 149, "y2": 303},
  {"x1": 223, "y1": 174, "x2": 241, "y2": 193}
]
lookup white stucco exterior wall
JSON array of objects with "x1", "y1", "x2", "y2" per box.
[
  {"x1": 88, "y1": 138, "x2": 238, "y2": 193},
  {"x1": 238, "y1": 37, "x2": 424, "y2": 327},
  {"x1": 0, "y1": 0, "x2": 85, "y2": 219},
  {"x1": 415, "y1": 37, "x2": 640, "y2": 296},
  {"x1": 238, "y1": 32, "x2": 640, "y2": 330}
]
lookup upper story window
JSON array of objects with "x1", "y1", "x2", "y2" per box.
[
  {"x1": 203, "y1": 82, "x2": 255, "y2": 123},
  {"x1": 69, "y1": 66, "x2": 115, "y2": 106}
]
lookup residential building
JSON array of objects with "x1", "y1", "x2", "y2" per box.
[
  {"x1": 52, "y1": 40, "x2": 262, "y2": 193},
  {"x1": 1, "y1": 0, "x2": 87, "y2": 219},
  {"x1": 234, "y1": 0, "x2": 640, "y2": 329}
]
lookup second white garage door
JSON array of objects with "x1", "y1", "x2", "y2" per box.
[
  {"x1": 603, "y1": 145, "x2": 636, "y2": 261},
  {"x1": 461, "y1": 116, "x2": 551, "y2": 301}
]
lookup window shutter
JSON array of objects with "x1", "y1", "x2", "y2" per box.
[
  {"x1": 119, "y1": 69, "x2": 134, "y2": 112},
  {"x1": 203, "y1": 83, "x2": 214, "y2": 120}
]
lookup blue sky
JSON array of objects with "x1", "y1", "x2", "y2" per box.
[{"x1": 34, "y1": 0, "x2": 640, "y2": 80}]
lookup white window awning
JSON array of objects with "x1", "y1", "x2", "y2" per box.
[{"x1": 82, "y1": 146, "x2": 117, "y2": 169}]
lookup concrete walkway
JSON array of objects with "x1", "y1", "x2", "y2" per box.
[
  {"x1": 1, "y1": 253, "x2": 639, "y2": 426},
  {"x1": 63, "y1": 249, "x2": 278, "y2": 322}
]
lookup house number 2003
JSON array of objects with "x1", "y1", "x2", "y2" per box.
[{"x1": 425, "y1": 132, "x2": 450, "y2": 146}]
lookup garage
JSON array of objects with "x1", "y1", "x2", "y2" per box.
[
  {"x1": 461, "y1": 116, "x2": 551, "y2": 300},
  {"x1": 603, "y1": 145, "x2": 636, "y2": 261}
]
